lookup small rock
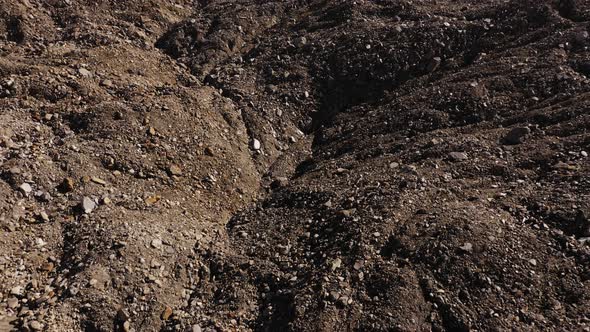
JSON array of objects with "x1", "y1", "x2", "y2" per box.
[
  {"x1": 335, "y1": 167, "x2": 347, "y2": 174},
  {"x1": 389, "y1": 162, "x2": 400, "y2": 169},
  {"x1": 10, "y1": 286, "x2": 22, "y2": 296},
  {"x1": 337, "y1": 296, "x2": 350, "y2": 306},
  {"x1": 449, "y1": 152, "x2": 468, "y2": 161},
  {"x1": 329, "y1": 258, "x2": 342, "y2": 271},
  {"x1": 39, "y1": 211, "x2": 50, "y2": 222},
  {"x1": 100, "y1": 79, "x2": 113, "y2": 88},
  {"x1": 204, "y1": 147, "x2": 215, "y2": 156},
  {"x1": 59, "y1": 177, "x2": 75, "y2": 193},
  {"x1": 339, "y1": 209, "x2": 356, "y2": 217},
  {"x1": 78, "y1": 67, "x2": 92, "y2": 78},
  {"x1": 459, "y1": 242, "x2": 473, "y2": 252},
  {"x1": 35, "y1": 190, "x2": 52, "y2": 202},
  {"x1": 91, "y1": 176, "x2": 106, "y2": 185},
  {"x1": 161, "y1": 306, "x2": 173, "y2": 320},
  {"x1": 123, "y1": 321, "x2": 131, "y2": 332},
  {"x1": 169, "y1": 164, "x2": 182, "y2": 176},
  {"x1": 353, "y1": 260, "x2": 364, "y2": 270},
  {"x1": 503, "y1": 127, "x2": 531, "y2": 145},
  {"x1": 329, "y1": 291, "x2": 340, "y2": 301},
  {"x1": 151, "y1": 238, "x2": 162, "y2": 249},
  {"x1": 81, "y1": 197, "x2": 96, "y2": 214},
  {"x1": 581, "y1": 151, "x2": 588, "y2": 157},
  {"x1": 252, "y1": 138, "x2": 261, "y2": 150},
  {"x1": 89, "y1": 279, "x2": 98, "y2": 287},
  {"x1": 294, "y1": 36, "x2": 307, "y2": 47},
  {"x1": 150, "y1": 259, "x2": 161, "y2": 268},
  {"x1": 191, "y1": 325, "x2": 202, "y2": 332},
  {"x1": 529, "y1": 259, "x2": 537, "y2": 266},
  {"x1": 19, "y1": 183, "x2": 32, "y2": 195},
  {"x1": 29, "y1": 321, "x2": 43, "y2": 331},
  {"x1": 145, "y1": 195, "x2": 161, "y2": 206},
  {"x1": 35, "y1": 238, "x2": 46, "y2": 247},
  {"x1": 41, "y1": 262, "x2": 54, "y2": 272},
  {"x1": 7, "y1": 297, "x2": 19, "y2": 308}
]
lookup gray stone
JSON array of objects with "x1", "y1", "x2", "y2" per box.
[
  {"x1": 252, "y1": 138, "x2": 261, "y2": 150},
  {"x1": 7, "y1": 297, "x2": 19, "y2": 308},
  {"x1": 29, "y1": 321, "x2": 42, "y2": 331},
  {"x1": 449, "y1": 152, "x2": 468, "y2": 161},
  {"x1": 459, "y1": 242, "x2": 473, "y2": 252},
  {"x1": 10, "y1": 286, "x2": 22, "y2": 296},
  {"x1": 78, "y1": 68, "x2": 92, "y2": 78},
  {"x1": 19, "y1": 183, "x2": 32, "y2": 195},
  {"x1": 151, "y1": 238, "x2": 162, "y2": 249},
  {"x1": 82, "y1": 197, "x2": 96, "y2": 214},
  {"x1": 329, "y1": 258, "x2": 341, "y2": 271}
]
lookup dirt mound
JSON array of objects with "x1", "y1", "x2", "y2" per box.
[{"x1": 1, "y1": 0, "x2": 589, "y2": 331}]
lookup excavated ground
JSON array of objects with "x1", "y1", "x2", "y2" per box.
[{"x1": 1, "y1": 0, "x2": 590, "y2": 331}]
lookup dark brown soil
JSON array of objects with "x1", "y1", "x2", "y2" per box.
[{"x1": 1, "y1": 0, "x2": 590, "y2": 331}]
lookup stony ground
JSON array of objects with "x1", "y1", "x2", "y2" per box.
[{"x1": 1, "y1": 0, "x2": 590, "y2": 331}]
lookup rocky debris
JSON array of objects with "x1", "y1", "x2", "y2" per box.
[
  {"x1": 100, "y1": 79, "x2": 113, "y2": 88},
  {"x1": 58, "y1": 177, "x2": 75, "y2": 193},
  {"x1": 204, "y1": 147, "x2": 215, "y2": 156},
  {"x1": 7, "y1": 297, "x2": 19, "y2": 309},
  {"x1": 90, "y1": 176, "x2": 106, "y2": 185},
  {"x1": 448, "y1": 152, "x2": 468, "y2": 161},
  {"x1": 252, "y1": 139, "x2": 261, "y2": 151},
  {"x1": 78, "y1": 67, "x2": 92, "y2": 78},
  {"x1": 81, "y1": 197, "x2": 96, "y2": 214},
  {"x1": 29, "y1": 320, "x2": 43, "y2": 331},
  {"x1": 145, "y1": 195, "x2": 161, "y2": 206},
  {"x1": 151, "y1": 238, "x2": 163, "y2": 249},
  {"x1": 161, "y1": 306, "x2": 173, "y2": 320},
  {"x1": 10, "y1": 286, "x2": 23, "y2": 296},
  {"x1": 39, "y1": 211, "x2": 50, "y2": 222},
  {"x1": 18, "y1": 183, "x2": 32, "y2": 195},
  {"x1": 502, "y1": 126, "x2": 531, "y2": 145},
  {"x1": 329, "y1": 258, "x2": 342, "y2": 271},
  {"x1": 169, "y1": 164, "x2": 183, "y2": 176},
  {"x1": 459, "y1": 242, "x2": 473, "y2": 253},
  {"x1": 0, "y1": 0, "x2": 589, "y2": 331}
]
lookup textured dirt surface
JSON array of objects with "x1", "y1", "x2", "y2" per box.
[{"x1": 1, "y1": 0, "x2": 590, "y2": 331}]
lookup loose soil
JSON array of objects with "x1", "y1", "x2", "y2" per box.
[{"x1": 0, "y1": 0, "x2": 589, "y2": 331}]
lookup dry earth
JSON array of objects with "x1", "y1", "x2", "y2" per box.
[{"x1": 1, "y1": 0, "x2": 590, "y2": 331}]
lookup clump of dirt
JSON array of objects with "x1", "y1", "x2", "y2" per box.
[{"x1": 1, "y1": 0, "x2": 589, "y2": 331}]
